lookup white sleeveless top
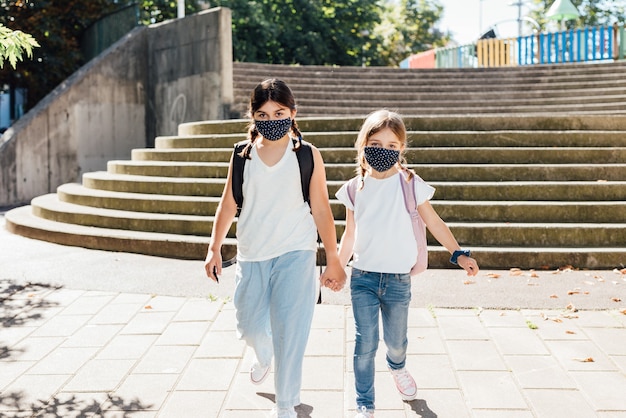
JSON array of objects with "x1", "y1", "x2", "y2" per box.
[
  {"x1": 236, "y1": 141, "x2": 318, "y2": 261},
  {"x1": 336, "y1": 173, "x2": 435, "y2": 274}
]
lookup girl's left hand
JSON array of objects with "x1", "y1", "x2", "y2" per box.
[
  {"x1": 458, "y1": 256, "x2": 479, "y2": 276},
  {"x1": 320, "y1": 261, "x2": 347, "y2": 292}
]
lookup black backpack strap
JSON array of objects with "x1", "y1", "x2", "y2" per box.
[
  {"x1": 294, "y1": 138, "x2": 314, "y2": 205},
  {"x1": 231, "y1": 140, "x2": 249, "y2": 215}
]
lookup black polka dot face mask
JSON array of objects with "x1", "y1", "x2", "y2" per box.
[
  {"x1": 364, "y1": 146, "x2": 400, "y2": 172},
  {"x1": 255, "y1": 117, "x2": 292, "y2": 141}
]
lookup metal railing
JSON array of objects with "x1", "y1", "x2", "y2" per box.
[{"x1": 404, "y1": 23, "x2": 625, "y2": 69}]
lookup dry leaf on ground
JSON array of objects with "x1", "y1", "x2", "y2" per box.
[{"x1": 573, "y1": 357, "x2": 594, "y2": 362}]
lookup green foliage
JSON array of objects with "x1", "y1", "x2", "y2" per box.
[
  {"x1": 138, "y1": 0, "x2": 201, "y2": 25},
  {"x1": 0, "y1": 23, "x2": 39, "y2": 69},
  {"x1": 529, "y1": 0, "x2": 626, "y2": 30},
  {"x1": 212, "y1": 0, "x2": 448, "y2": 66}
]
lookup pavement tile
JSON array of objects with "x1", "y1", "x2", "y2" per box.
[
  {"x1": 210, "y1": 306, "x2": 238, "y2": 331},
  {"x1": 223, "y1": 369, "x2": 275, "y2": 410},
  {"x1": 89, "y1": 302, "x2": 145, "y2": 325},
  {"x1": 175, "y1": 358, "x2": 240, "y2": 391},
  {"x1": 446, "y1": 340, "x2": 508, "y2": 371},
  {"x1": 173, "y1": 298, "x2": 223, "y2": 322},
  {"x1": 478, "y1": 309, "x2": 528, "y2": 328},
  {"x1": 472, "y1": 410, "x2": 534, "y2": 418},
  {"x1": 155, "y1": 320, "x2": 211, "y2": 345},
  {"x1": 61, "y1": 324, "x2": 123, "y2": 347},
  {"x1": 612, "y1": 355, "x2": 626, "y2": 373},
  {"x1": 409, "y1": 390, "x2": 472, "y2": 418},
  {"x1": 159, "y1": 390, "x2": 225, "y2": 418},
  {"x1": 456, "y1": 371, "x2": 528, "y2": 409},
  {"x1": 305, "y1": 328, "x2": 344, "y2": 356},
  {"x1": 407, "y1": 308, "x2": 438, "y2": 327},
  {"x1": 0, "y1": 360, "x2": 36, "y2": 390},
  {"x1": 302, "y1": 355, "x2": 344, "y2": 390},
  {"x1": 310, "y1": 304, "x2": 345, "y2": 329},
  {"x1": 407, "y1": 354, "x2": 459, "y2": 389},
  {"x1": 505, "y1": 355, "x2": 577, "y2": 389},
  {"x1": 0, "y1": 326, "x2": 37, "y2": 346},
  {"x1": 194, "y1": 329, "x2": 246, "y2": 358},
  {"x1": 571, "y1": 371, "x2": 626, "y2": 411},
  {"x1": 109, "y1": 373, "x2": 179, "y2": 411},
  {"x1": 544, "y1": 340, "x2": 618, "y2": 371},
  {"x1": 62, "y1": 359, "x2": 137, "y2": 392},
  {"x1": 132, "y1": 345, "x2": 195, "y2": 374},
  {"x1": 120, "y1": 311, "x2": 176, "y2": 335},
  {"x1": 436, "y1": 315, "x2": 490, "y2": 340},
  {"x1": 523, "y1": 388, "x2": 597, "y2": 418},
  {"x1": 95, "y1": 334, "x2": 158, "y2": 360},
  {"x1": 582, "y1": 327, "x2": 626, "y2": 355},
  {"x1": 406, "y1": 327, "x2": 447, "y2": 354},
  {"x1": 573, "y1": 310, "x2": 625, "y2": 328},
  {"x1": 59, "y1": 293, "x2": 116, "y2": 316},
  {"x1": 0, "y1": 373, "x2": 71, "y2": 413},
  {"x1": 488, "y1": 327, "x2": 550, "y2": 355},
  {"x1": 26, "y1": 346, "x2": 100, "y2": 374},
  {"x1": 142, "y1": 295, "x2": 186, "y2": 312},
  {"x1": 45, "y1": 392, "x2": 109, "y2": 418},
  {"x1": 29, "y1": 314, "x2": 92, "y2": 337}
]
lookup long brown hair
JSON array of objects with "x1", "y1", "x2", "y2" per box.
[{"x1": 240, "y1": 78, "x2": 303, "y2": 159}]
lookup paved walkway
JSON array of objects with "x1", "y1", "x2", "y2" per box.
[{"x1": 1, "y1": 214, "x2": 626, "y2": 417}]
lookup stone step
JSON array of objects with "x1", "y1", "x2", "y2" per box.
[
  {"x1": 29, "y1": 193, "x2": 626, "y2": 248},
  {"x1": 127, "y1": 147, "x2": 626, "y2": 165},
  {"x1": 178, "y1": 114, "x2": 626, "y2": 135},
  {"x1": 233, "y1": 61, "x2": 626, "y2": 81},
  {"x1": 157, "y1": 130, "x2": 626, "y2": 149},
  {"x1": 81, "y1": 172, "x2": 626, "y2": 201},
  {"x1": 6, "y1": 204, "x2": 624, "y2": 269},
  {"x1": 108, "y1": 160, "x2": 626, "y2": 182},
  {"x1": 57, "y1": 183, "x2": 626, "y2": 223}
]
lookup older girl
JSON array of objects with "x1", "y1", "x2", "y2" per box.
[{"x1": 204, "y1": 79, "x2": 345, "y2": 418}]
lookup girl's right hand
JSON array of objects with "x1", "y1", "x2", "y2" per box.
[{"x1": 204, "y1": 250, "x2": 222, "y2": 283}]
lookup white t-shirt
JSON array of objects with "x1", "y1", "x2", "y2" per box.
[
  {"x1": 236, "y1": 141, "x2": 318, "y2": 261},
  {"x1": 335, "y1": 173, "x2": 435, "y2": 274}
]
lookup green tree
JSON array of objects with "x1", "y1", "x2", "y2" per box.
[
  {"x1": 529, "y1": 0, "x2": 626, "y2": 30},
  {"x1": 138, "y1": 0, "x2": 202, "y2": 24},
  {"x1": 0, "y1": 23, "x2": 38, "y2": 68},
  {"x1": 371, "y1": 0, "x2": 449, "y2": 66},
  {"x1": 211, "y1": 0, "x2": 382, "y2": 66}
]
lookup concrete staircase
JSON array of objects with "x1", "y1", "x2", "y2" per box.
[
  {"x1": 231, "y1": 61, "x2": 626, "y2": 118},
  {"x1": 6, "y1": 62, "x2": 626, "y2": 270}
]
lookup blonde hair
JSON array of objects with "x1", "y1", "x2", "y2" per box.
[{"x1": 355, "y1": 110, "x2": 412, "y2": 184}]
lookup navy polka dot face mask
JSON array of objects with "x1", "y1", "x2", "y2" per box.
[
  {"x1": 255, "y1": 117, "x2": 292, "y2": 141},
  {"x1": 364, "y1": 146, "x2": 400, "y2": 172}
]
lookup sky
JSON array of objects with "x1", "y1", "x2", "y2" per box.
[{"x1": 438, "y1": 0, "x2": 542, "y2": 44}]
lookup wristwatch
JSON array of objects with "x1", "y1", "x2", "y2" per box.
[{"x1": 450, "y1": 249, "x2": 471, "y2": 265}]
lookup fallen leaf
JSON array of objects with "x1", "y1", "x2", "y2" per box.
[
  {"x1": 573, "y1": 357, "x2": 594, "y2": 362},
  {"x1": 463, "y1": 280, "x2": 475, "y2": 285},
  {"x1": 510, "y1": 268, "x2": 523, "y2": 276},
  {"x1": 620, "y1": 309, "x2": 626, "y2": 315},
  {"x1": 529, "y1": 272, "x2": 539, "y2": 278},
  {"x1": 567, "y1": 290, "x2": 580, "y2": 295},
  {"x1": 552, "y1": 318, "x2": 563, "y2": 323},
  {"x1": 550, "y1": 294, "x2": 559, "y2": 299},
  {"x1": 565, "y1": 330, "x2": 576, "y2": 334},
  {"x1": 612, "y1": 297, "x2": 622, "y2": 302},
  {"x1": 565, "y1": 303, "x2": 578, "y2": 312},
  {"x1": 144, "y1": 305, "x2": 153, "y2": 310},
  {"x1": 487, "y1": 273, "x2": 501, "y2": 279},
  {"x1": 613, "y1": 268, "x2": 626, "y2": 275},
  {"x1": 562, "y1": 314, "x2": 579, "y2": 319}
]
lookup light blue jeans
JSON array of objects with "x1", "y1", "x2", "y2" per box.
[
  {"x1": 233, "y1": 250, "x2": 317, "y2": 409},
  {"x1": 350, "y1": 267, "x2": 411, "y2": 411}
]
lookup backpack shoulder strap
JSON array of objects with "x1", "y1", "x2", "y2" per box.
[
  {"x1": 398, "y1": 169, "x2": 418, "y2": 214},
  {"x1": 294, "y1": 138, "x2": 314, "y2": 205},
  {"x1": 345, "y1": 175, "x2": 361, "y2": 206},
  {"x1": 231, "y1": 140, "x2": 249, "y2": 214},
  {"x1": 399, "y1": 168, "x2": 429, "y2": 275}
]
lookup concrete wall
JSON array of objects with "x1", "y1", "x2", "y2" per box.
[{"x1": 0, "y1": 7, "x2": 233, "y2": 207}]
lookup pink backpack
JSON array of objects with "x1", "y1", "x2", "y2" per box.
[{"x1": 345, "y1": 169, "x2": 428, "y2": 276}]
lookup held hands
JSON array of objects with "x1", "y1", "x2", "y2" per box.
[
  {"x1": 457, "y1": 255, "x2": 479, "y2": 276},
  {"x1": 320, "y1": 260, "x2": 347, "y2": 292}
]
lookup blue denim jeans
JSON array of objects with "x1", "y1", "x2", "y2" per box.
[
  {"x1": 350, "y1": 267, "x2": 411, "y2": 411},
  {"x1": 233, "y1": 250, "x2": 317, "y2": 409}
]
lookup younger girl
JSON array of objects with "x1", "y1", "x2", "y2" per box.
[
  {"x1": 204, "y1": 79, "x2": 345, "y2": 418},
  {"x1": 334, "y1": 110, "x2": 479, "y2": 418}
]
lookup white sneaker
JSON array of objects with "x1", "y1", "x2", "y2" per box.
[
  {"x1": 270, "y1": 406, "x2": 297, "y2": 418},
  {"x1": 389, "y1": 367, "x2": 417, "y2": 400},
  {"x1": 250, "y1": 361, "x2": 270, "y2": 385},
  {"x1": 355, "y1": 405, "x2": 374, "y2": 417}
]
